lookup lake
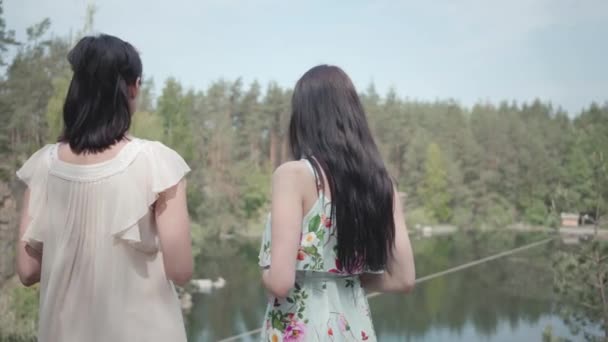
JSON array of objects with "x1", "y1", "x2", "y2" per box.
[{"x1": 184, "y1": 231, "x2": 579, "y2": 342}]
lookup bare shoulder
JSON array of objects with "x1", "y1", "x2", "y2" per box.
[{"x1": 272, "y1": 160, "x2": 310, "y2": 183}]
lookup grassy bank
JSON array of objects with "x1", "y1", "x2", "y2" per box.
[{"x1": 0, "y1": 276, "x2": 38, "y2": 341}]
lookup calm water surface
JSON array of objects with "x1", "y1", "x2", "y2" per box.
[{"x1": 184, "y1": 232, "x2": 578, "y2": 342}]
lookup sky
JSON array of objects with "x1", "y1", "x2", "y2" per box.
[{"x1": 6, "y1": 0, "x2": 608, "y2": 115}]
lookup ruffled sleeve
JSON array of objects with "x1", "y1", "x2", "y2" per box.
[
  {"x1": 110, "y1": 140, "x2": 190, "y2": 252},
  {"x1": 16, "y1": 145, "x2": 53, "y2": 252},
  {"x1": 144, "y1": 141, "x2": 191, "y2": 198}
]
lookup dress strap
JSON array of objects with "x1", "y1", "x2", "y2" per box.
[{"x1": 302, "y1": 158, "x2": 323, "y2": 196}]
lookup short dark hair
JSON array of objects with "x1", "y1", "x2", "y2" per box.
[{"x1": 61, "y1": 34, "x2": 142, "y2": 153}]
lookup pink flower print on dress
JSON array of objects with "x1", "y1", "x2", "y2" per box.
[
  {"x1": 296, "y1": 248, "x2": 306, "y2": 261},
  {"x1": 328, "y1": 258, "x2": 343, "y2": 274},
  {"x1": 321, "y1": 213, "x2": 332, "y2": 228},
  {"x1": 337, "y1": 314, "x2": 350, "y2": 332},
  {"x1": 284, "y1": 320, "x2": 306, "y2": 342}
]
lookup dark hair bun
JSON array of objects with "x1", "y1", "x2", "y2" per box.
[{"x1": 68, "y1": 35, "x2": 140, "y2": 88}]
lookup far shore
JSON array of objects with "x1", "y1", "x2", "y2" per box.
[{"x1": 223, "y1": 224, "x2": 608, "y2": 241}]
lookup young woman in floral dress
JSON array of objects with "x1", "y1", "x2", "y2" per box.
[{"x1": 259, "y1": 65, "x2": 416, "y2": 341}]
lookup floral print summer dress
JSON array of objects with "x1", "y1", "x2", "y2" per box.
[{"x1": 258, "y1": 159, "x2": 379, "y2": 342}]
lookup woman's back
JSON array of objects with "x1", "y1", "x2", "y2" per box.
[
  {"x1": 259, "y1": 159, "x2": 379, "y2": 341},
  {"x1": 18, "y1": 138, "x2": 189, "y2": 342},
  {"x1": 260, "y1": 159, "x2": 376, "y2": 275}
]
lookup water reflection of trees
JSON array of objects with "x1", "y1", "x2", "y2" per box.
[
  {"x1": 185, "y1": 239, "x2": 267, "y2": 341},
  {"x1": 371, "y1": 236, "x2": 556, "y2": 339},
  {"x1": 184, "y1": 232, "x2": 557, "y2": 341},
  {"x1": 553, "y1": 239, "x2": 608, "y2": 341}
]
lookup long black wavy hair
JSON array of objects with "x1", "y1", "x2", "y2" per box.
[
  {"x1": 289, "y1": 65, "x2": 395, "y2": 273},
  {"x1": 62, "y1": 34, "x2": 142, "y2": 153}
]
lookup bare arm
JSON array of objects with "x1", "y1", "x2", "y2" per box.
[
  {"x1": 361, "y1": 188, "x2": 415, "y2": 293},
  {"x1": 16, "y1": 189, "x2": 42, "y2": 287},
  {"x1": 155, "y1": 179, "x2": 193, "y2": 286},
  {"x1": 262, "y1": 162, "x2": 304, "y2": 298}
]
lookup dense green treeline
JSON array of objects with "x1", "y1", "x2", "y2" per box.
[{"x1": 1, "y1": 10, "x2": 607, "y2": 241}]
